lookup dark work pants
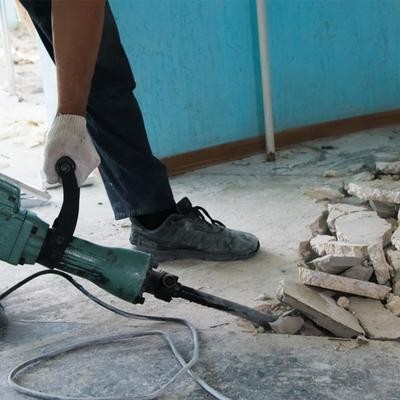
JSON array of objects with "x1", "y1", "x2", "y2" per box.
[{"x1": 20, "y1": 0, "x2": 175, "y2": 219}]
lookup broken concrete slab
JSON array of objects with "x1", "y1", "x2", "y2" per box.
[
  {"x1": 385, "y1": 294, "x2": 400, "y2": 317},
  {"x1": 324, "y1": 241, "x2": 368, "y2": 259},
  {"x1": 334, "y1": 211, "x2": 392, "y2": 247},
  {"x1": 269, "y1": 315, "x2": 304, "y2": 335},
  {"x1": 386, "y1": 249, "x2": 400, "y2": 275},
  {"x1": 310, "y1": 235, "x2": 336, "y2": 256},
  {"x1": 326, "y1": 203, "x2": 368, "y2": 233},
  {"x1": 376, "y1": 161, "x2": 400, "y2": 175},
  {"x1": 368, "y1": 243, "x2": 392, "y2": 284},
  {"x1": 276, "y1": 280, "x2": 364, "y2": 338},
  {"x1": 391, "y1": 227, "x2": 400, "y2": 251},
  {"x1": 341, "y1": 264, "x2": 374, "y2": 281},
  {"x1": 347, "y1": 180, "x2": 400, "y2": 204},
  {"x1": 348, "y1": 297, "x2": 400, "y2": 340},
  {"x1": 310, "y1": 255, "x2": 363, "y2": 274},
  {"x1": 309, "y1": 210, "x2": 329, "y2": 235},
  {"x1": 298, "y1": 267, "x2": 391, "y2": 300},
  {"x1": 304, "y1": 186, "x2": 345, "y2": 203},
  {"x1": 369, "y1": 200, "x2": 398, "y2": 219},
  {"x1": 337, "y1": 296, "x2": 350, "y2": 310}
]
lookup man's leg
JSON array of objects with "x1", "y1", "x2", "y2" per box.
[
  {"x1": 19, "y1": 0, "x2": 176, "y2": 220},
  {"x1": 20, "y1": 0, "x2": 259, "y2": 262}
]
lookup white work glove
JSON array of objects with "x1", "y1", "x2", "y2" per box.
[{"x1": 43, "y1": 114, "x2": 100, "y2": 187}]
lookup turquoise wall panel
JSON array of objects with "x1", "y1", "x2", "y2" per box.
[
  {"x1": 110, "y1": 0, "x2": 263, "y2": 158},
  {"x1": 267, "y1": 0, "x2": 400, "y2": 132}
]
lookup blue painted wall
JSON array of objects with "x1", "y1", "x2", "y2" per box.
[
  {"x1": 110, "y1": 0, "x2": 263, "y2": 158},
  {"x1": 39, "y1": 0, "x2": 400, "y2": 158},
  {"x1": 267, "y1": 0, "x2": 400, "y2": 132}
]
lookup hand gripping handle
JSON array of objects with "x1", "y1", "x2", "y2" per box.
[{"x1": 38, "y1": 157, "x2": 80, "y2": 266}]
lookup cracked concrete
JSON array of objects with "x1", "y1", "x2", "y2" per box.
[
  {"x1": 2, "y1": 126, "x2": 400, "y2": 398},
  {"x1": 2, "y1": 23, "x2": 400, "y2": 400}
]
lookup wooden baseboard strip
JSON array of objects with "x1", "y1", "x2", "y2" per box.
[{"x1": 163, "y1": 108, "x2": 400, "y2": 176}]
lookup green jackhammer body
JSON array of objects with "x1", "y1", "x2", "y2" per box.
[{"x1": 0, "y1": 179, "x2": 152, "y2": 304}]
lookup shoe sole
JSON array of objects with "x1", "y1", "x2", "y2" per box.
[{"x1": 133, "y1": 242, "x2": 260, "y2": 263}]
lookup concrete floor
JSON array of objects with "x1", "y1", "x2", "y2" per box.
[{"x1": 2, "y1": 127, "x2": 400, "y2": 399}]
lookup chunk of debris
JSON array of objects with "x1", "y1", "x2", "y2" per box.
[
  {"x1": 276, "y1": 280, "x2": 364, "y2": 338},
  {"x1": 310, "y1": 235, "x2": 336, "y2": 256},
  {"x1": 386, "y1": 249, "x2": 400, "y2": 274},
  {"x1": 341, "y1": 264, "x2": 374, "y2": 281},
  {"x1": 376, "y1": 161, "x2": 400, "y2": 175},
  {"x1": 368, "y1": 243, "x2": 392, "y2": 284},
  {"x1": 369, "y1": 200, "x2": 398, "y2": 219},
  {"x1": 391, "y1": 227, "x2": 400, "y2": 251},
  {"x1": 334, "y1": 211, "x2": 392, "y2": 247},
  {"x1": 337, "y1": 296, "x2": 350, "y2": 310},
  {"x1": 309, "y1": 210, "x2": 329, "y2": 235},
  {"x1": 324, "y1": 241, "x2": 368, "y2": 258},
  {"x1": 298, "y1": 240, "x2": 314, "y2": 262},
  {"x1": 269, "y1": 315, "x2": 304, "y2": 335},
  {"x1": 347, "y1": 180, "x2": 400, "y2": 204},
  {"x1": 385, "y1": 294, "x2": 400, "y2": 316},
  {"x1": 348, "y1": 297, "x2": 400, "y2": 340},
  {"x1": 298, "y1": 267, "x2": 391, "y2": 300},
  {"x1": 356, "y1": 335, "x2": 369, "y2": 345},
  {"x1": 310, "y1": 255, "x2": 363, "y2": 274},
  {"x1": 323, "y1": 170, "x2": 337, "y2": 178},
  {"x1": 326, "y1": 203, "x2": 367, "y2": 233},
  {"x1": 304, "y1": 187, "x2": 345, "y2": 203}
]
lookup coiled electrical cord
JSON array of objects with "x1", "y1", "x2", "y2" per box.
[{"x1": 0, "y1": 270, "x2": 232, "y2": 400}]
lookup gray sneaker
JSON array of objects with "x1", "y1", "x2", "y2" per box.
[{"x1": 130, "y1": 198, "x2": 260, "y2": 262}]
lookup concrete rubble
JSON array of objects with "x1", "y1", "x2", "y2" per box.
[
  {"x1": 385, "y1": 294, "x2": 400, "y2": 316},
  {"x1": 310, "y1": 235, "x2": 336, "y2": 256},
  {"x1": 298, "y1": 268, "x2": 391, "y2": 300},
  {"x1": 347, "y1": 180, "x2": 400, "y2": 204},
  {"x1": 276, "y1": 280, "x2": 364, "y2": 338},
  {"x1": 334, "y1": 211, "x2": 392, "y2": 247},
  {"x1": 262, "y1": 161, "x2": 400, "y2": 340},
  {"x1": 376, "y1": 161, "x2": 400, "y2": 175},
  {"x1": 341, "y1": 264, "x2": 373, "y2": 281},
  {"x1": 367, "y1": 243, "x2": 391, "y2": 284},
  {"x1": 386, "y1": 249, "x2": 400, "y2": 274},
  {"x1": 348, "y1": 297, "x2": 400, "y2": 340},
  {"x1": 310, "y1": 255, "x2": 363, "y2": 274},
  {"x1": 391, "y1": 227, "x2": 400, "y2": 250}
]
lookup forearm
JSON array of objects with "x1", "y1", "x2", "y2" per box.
[{"x1": 52, "y1": 0, "x2": 105, "y2": 116}]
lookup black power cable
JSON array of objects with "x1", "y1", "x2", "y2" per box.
[{"x1": 0, "y1": 270, "x2": 231, "y2": 400}]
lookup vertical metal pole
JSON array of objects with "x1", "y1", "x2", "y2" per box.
[
  {"x1": 256, "y1": 0, "x2": 275, "y2": 161},
  {"x1": 0, "y1": 0, "x2": 17, "y2": 96}
]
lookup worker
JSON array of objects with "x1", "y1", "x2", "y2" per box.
[{"x1": 18, "y1": 0, "x2": 259, "y2": 262}]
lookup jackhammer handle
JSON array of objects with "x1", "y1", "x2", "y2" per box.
[{"x1": 53, "y1": 156, "x2": 80, "y2": 238}]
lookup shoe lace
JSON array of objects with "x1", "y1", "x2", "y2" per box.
[{"x1": 191, "y1": 206, "x2": 225, "y2": 227}]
